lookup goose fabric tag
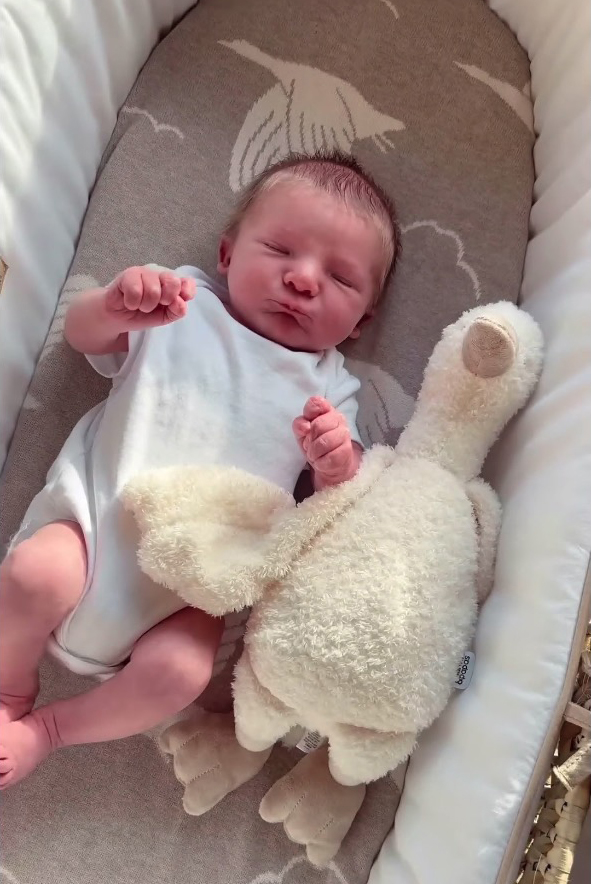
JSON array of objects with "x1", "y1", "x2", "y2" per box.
[
  {"x1": 454, "y1": 651, "x2": 475, "y2": 690},
  {"x1": 296, "y1": 730, "x2": 325, "y2": 753}
]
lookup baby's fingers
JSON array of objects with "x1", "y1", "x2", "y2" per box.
[
  {"x1": 308, "y1": 410, "x2": 343, "y2": 442},
  {"x1": 292, "y1": 417, "x2": 311, "y2": 455},
  {"x1": 166, "y1": 295, "x2": 190, "y2": 321},
  {"x1": 293, "y1": 417, "x2": 311, "y2": 439},
  {"x1": 307, "y1": 426, "x2": 349, "y2": 463},
  {"x1": 159, "y1": 272, "x2": 182, "y2": 306},
  {"x1": 138, "y1": 267, "x2": 163, "y2": 313},
  {"x1": 303, "y1": 396, "x2": 333, "y2": 422},
  {"x1": 313, "y1": 441, "x2": 354, "y2": 478},
  {"x1": 117, "y1": 267, "x2": 144, "y2": 310},
  {"x1": 180, "y1": 278, "x2": 197, "y2": 301}
]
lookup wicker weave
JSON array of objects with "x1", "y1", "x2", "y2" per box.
[{"x1": 517, "y1": 630, "x2": 591, "y2": 883}]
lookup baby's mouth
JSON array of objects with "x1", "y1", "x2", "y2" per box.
[{"x1": 270, "y1": 300, "x2": 310, "y2": 323}]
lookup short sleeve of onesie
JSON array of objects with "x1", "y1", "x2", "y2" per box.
[
  {"x1": 84, "y1": 263, "x2": 169, "y2": 379},
  {"x1": 85, "y1": 264, "x2": 221, "y2": 380},
  {"x1": 85, "y1": 330, "x2": 145, "y2": 379}
]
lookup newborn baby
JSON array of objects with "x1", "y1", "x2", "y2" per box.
[{"x1": 0, "y1": 150, "x2": 400, "y2": 787}]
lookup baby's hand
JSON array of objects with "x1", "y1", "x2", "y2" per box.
[
  {"x1": 104, "y1": 266, "x2": 196, "y2": 329},
  {"x1": 293, "y1": 397, "x2": 362, "y2": 489}
]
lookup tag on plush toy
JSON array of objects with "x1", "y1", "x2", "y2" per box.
[
  {"x1": 454, "y1": 651, "x2": 475, "y2": 690},
  {"x1": 296, "y1": 730, "x2": 325, "y2": 753}
]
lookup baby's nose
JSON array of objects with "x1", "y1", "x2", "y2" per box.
[{"x1": 283, "y1": 265, "x2": 320, "y2": 296}]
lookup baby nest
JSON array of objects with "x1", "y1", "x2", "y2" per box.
[{"x1": 0, "y1": 1, "x2": 589, "y2": 883}]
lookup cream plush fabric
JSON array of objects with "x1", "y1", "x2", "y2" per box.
[{"x1": 122, "y1": 301, "x2": 543, "y2": 863}]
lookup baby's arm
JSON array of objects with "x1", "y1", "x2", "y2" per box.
[
  {"x1": 293, "y1": 397, "x2": 363, "y2": 491},
  {"x1": 64, "y1": 266, "x2": 196, "y2": 355}
]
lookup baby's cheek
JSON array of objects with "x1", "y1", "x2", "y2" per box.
[
  {"x1": 321, "y1": 299, "x2": 361, "y2": 342},
  {"x1": 231, "y1": 261, "x2": 266, "y2": 304},
  {"x1": 249, "y1": 261, "x2": 273, "y2": 290}
]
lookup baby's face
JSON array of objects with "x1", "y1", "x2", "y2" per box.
[{"x1": 218, "y1": 183, "x2": 385, "y2": 351}]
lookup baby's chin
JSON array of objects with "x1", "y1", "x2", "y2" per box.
[
  {"x1": 267, "y1": 316, "x2": 355, "y2": 352},
  {"x1": 260, "y1": 313, "x2": 320, "y2": 351}
]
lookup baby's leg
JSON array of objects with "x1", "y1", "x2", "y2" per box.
[
  {"x1": 0, "y1": 607, "x2": 222, "y2": 788},
  {"x1": 0, "y1": 521, "x2": 87, "y2": 724}
]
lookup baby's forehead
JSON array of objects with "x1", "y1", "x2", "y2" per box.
[
  {"x1": 249, "y1": 178, "x2": 330, "y2": 212},
  {"x1": 257, "y1": 176, "x2": 355, "y2": 207},
  {"x1": 247, "y1": 179, "x2": 380, "y2": 233}
]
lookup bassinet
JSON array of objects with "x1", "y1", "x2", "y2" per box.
[{"x1": 0, "y1": 1, "x2": 589, "y2": 883}]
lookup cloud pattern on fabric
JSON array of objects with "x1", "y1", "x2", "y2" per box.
[
  {"x1": 120, "y1": 106, "x2": 185, "y2": 140},
  {"x1": 246, "y1": 855, "x2": 351, "y2": 884},
  {"x1": 401, "y1": 220, "x2": 482, "y2": 300}
]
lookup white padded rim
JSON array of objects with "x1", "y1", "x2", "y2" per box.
[{"x1": 0, "y1": 0, "x2": 196, "y2": 470}]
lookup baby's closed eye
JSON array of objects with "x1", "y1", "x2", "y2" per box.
[
  {"x1": 331, "y1": 273, "x2": 354, "y2": 288},
  {"x1": 263, "y1": 241, "x2": 290, "y2": 256}
]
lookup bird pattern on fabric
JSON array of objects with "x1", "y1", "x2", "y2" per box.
[{"x1": 219, "y1": 40, "x2": 405, "y2": 192}]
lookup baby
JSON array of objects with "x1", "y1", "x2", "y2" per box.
[{"x1": 0, "y1": 151, "x2": 399, "y2": 788}]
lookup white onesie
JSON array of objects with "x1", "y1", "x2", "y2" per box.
[{"x1": 13, "y1": 267, "x2": 361, "y2": 676}]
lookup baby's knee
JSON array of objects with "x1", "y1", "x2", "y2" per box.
[
  {"x1": 138, "y1": 640, "x2": 214, "y2": 707},
  {"x1": 1, "y1": 544, "x2": 44, "y2": 605},
  {"x1": 0, "y1": 536, "x2": 83, "y2": 622}
]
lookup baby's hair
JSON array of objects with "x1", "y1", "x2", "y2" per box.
[{"x1": 223, "y1": 151, "x2": 401, "y2": 300}]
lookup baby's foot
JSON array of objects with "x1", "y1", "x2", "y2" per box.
[{"x1": 0, "y1": 712, "x2": 54, "y2": 789}]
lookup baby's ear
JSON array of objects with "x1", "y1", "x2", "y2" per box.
[
  {"x1": 349, "y1": 308, "x2": 375, "y2": 340},
  {"x1": 217, "y1": 236, "x2": 234, "y2": 275}
]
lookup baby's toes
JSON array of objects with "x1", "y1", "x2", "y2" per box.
[
  {"x1": 0, "y1": 750, "x2": 16, "y2": 787},
  {"x1": 0, "y1": 715, "x2": 53, "y2": 789}
]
